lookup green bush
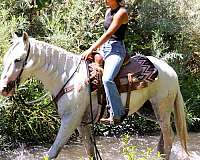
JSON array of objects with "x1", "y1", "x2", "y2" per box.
[
  {"x1": 0, "y1": 0, "x2": 200, "y2": 148},
  {"x1": 38, "y1": 0, "x2": 105, "y2": 53},
  {"x1": 0, "y1": 78, "x2": 60, "y2": 148}
]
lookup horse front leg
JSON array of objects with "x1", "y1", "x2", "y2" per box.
[
  {"x1": 47, "y1": 112, "x2": 81, "y2": 159},
  {"x1": 78, "y1": 124, "x2": 95, "y2": 159}
]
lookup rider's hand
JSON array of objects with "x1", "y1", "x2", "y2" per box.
[{"x1": 82, "y1": 48, "x2": 94, "y2": 60}]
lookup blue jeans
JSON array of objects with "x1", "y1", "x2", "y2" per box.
[{"x1": 100, "y1": 39, "x2": 126, "y2": 118}]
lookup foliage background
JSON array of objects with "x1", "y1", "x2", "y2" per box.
[{"x1": 0, "y1": 0, "x2": 199, "y2": 148}]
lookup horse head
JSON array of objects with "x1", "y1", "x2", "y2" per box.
[{"x1": 0, "y1": 32, "x2": 30, "y2": 96}]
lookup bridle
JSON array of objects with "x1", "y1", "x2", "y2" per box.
[
  {"x1": 5, "y1": 42, "x2": 31, "y2": 92},
  {"x1": 16, "y1": 42, "x2": 31, "y2": 86}
]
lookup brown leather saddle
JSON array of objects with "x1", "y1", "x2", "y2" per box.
[{"x1": 87, "y1": 53, "x2": 158, "y2": 120}]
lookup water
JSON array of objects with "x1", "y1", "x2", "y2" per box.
[{"x1": 1, "y1": 133, "x2": 200, "y2": 160}]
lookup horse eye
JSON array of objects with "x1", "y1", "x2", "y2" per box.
[{"x1": 14, "y1": 58, "x2": 21, "y2": 63}]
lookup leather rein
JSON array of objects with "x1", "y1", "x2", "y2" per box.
[
  {"x1": 5, "y1": 42, "x2": 31, "y2": 92},
  {"x1": 52, "y1": 58, "x2": 82, "y2": 104}
]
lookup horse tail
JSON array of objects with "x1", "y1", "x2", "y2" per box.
[{"x1": 174, "y1": 87, "x2": 189, "y2": 154}]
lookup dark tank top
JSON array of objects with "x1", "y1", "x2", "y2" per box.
[{"x1": 104, "y1": 7, "x2": 128, "y2": 41}]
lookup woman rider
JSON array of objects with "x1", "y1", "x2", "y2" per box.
[{"x1": 82, "y1": 0, "x2": 128, "y2": 124}]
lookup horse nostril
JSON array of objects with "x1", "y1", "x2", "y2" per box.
[{"x1": 3, "y1": 86, "x2": 8, "y2": 92}]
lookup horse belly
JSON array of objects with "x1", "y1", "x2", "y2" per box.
[{"x1": 121, "y1": 89, "x2": 149, "y2": 115}]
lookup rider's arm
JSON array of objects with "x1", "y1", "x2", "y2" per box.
[
  {"x1": 82, "y1": 8, "x2": 128, "y2": 59},
  {"x1": 90, "y1": 8, "x2": 128, "y2": 51}
]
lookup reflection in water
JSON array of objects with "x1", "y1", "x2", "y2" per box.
[{"x1": 0, "y1": 133, "x2": 200, "y2": 160}]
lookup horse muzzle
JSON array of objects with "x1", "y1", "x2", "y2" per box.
[{"x1": 0, "y1": 80, "x2": 16, "y2": 97}]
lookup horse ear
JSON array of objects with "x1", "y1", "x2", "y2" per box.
[
  {"x1": 11, "y1": 33, "x2": 18, "y2": 43},
  {"x1": 23, "y1": 32, "x2": 29, "y2": 43}
]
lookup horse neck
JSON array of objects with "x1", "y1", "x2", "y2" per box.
[{"x1": 26, "y1": 39, "x2": 85, "y2": 95}]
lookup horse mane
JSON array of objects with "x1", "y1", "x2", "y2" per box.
[
  {"x1": 13, "y1": 37, "x2": 82, "y2": 90},
  {"x1": 30, "y1": 38, "x2": 79, "y2": 58},
  {"x1": 28, "y1": 38, "x2": 81, "y2": 73}
]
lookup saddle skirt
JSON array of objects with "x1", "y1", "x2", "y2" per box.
[{"x1": 89, "y1": 54, "x2": 158, "y2": 93}]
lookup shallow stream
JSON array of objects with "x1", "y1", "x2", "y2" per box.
[{"x1": 1, "y1": 133, "x2": 200, "y2": 160}]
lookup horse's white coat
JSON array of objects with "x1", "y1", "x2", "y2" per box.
[
  {"x1": 26, "y1": 39, "x2": 91, "y2": 158},
  {"x1": 0, "y1": 34, "x2": 188, "y2": 160}
]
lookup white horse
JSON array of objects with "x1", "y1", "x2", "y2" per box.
[{"x1": 0, "y1": 32, "x2": 188, "y2": 160}]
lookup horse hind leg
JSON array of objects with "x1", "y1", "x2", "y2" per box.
[
  {"x1": 157, "y1": 132, "x2": 164, "y2": 154},
  {"x1": 152, "y1": 100, "x2": 175, "y2": 160}
]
